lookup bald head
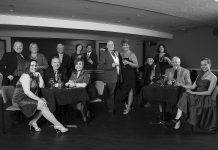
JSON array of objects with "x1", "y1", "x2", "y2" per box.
[
  {"x1": 171, "y1": 56, "x2": 181, "y2": 69},
  {"x1": 107, "y1": 40, "x2": 114, "y2": 52}
]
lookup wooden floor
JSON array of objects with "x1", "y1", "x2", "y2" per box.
[{"x1": 0, "y1": 103, "x2": 218, "y2": 150}]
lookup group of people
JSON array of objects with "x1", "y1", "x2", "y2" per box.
[
  {"x1": 139, "y1": 44, "x2": 218, "y2": 132},
  {"x1": 0, "y1": 40, "x2": 217, "y2": 134}
]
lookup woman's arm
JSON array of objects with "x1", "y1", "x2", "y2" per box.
[
  {"x1": 126, "y1": 53, "x2": 138, "y2": 68},
  {"x1": 20, "y1": 74, "x2": 42, "y2": 101},
  {"x1": 37, "y1": 72, "x2": 45, "y2": 88},
  {"x1": 190, "y1": 75, "x2": 217, "y2": 95}
]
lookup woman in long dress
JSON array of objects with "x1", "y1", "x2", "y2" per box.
[
  {"x1": 173, "y1": 58, "x2": 218, "y2": 132},
  {"x1": 13, "y1": 59, "x2": 68, "y2": 133},
  {"x1": 119, "y1": 39, "x2": 138, "y2": 115}
]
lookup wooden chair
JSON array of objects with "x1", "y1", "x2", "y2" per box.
[{"x1": 0, "y1": 86, "x2": 20, "y2": 133}]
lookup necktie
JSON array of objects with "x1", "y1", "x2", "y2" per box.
[
  {"x1": 174, "y1": 69, "x2": 177, "y2": 80},
  {"x1": 55, "y1": 71, "x2": 58, "y2": 81},
  {"x1": 111, "y1": 52, "x2": 116, "y2": 57},
  {"x1": 87, "y1": 52, "x2": 90, "y2": 59},
  {"x1": 59, "y1": 54, "x2": 63, "y2": 63}
]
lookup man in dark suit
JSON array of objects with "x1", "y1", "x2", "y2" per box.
[
  {"x1": 84, "y1": 45, "x2": 98, "y2": 70},
  {"x1": 50, "y1": 43, "x2": 71, "y2": 78},
  {"x1": 44, "y1": 56, "x2": 68, "y2": 87},
  {"x1": 0, "y1": 41, "x2": 27, "y2": 86},
  {"x1": 98, "y1": 40, "x2": 122, "y2": 114}
]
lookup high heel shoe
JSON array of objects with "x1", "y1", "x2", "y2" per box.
[
  {"x1": 29, "y1": 121, "x2": 41, "y2": 132},
  {"x1": 54, "y1": 126, "x2": 69, "y2": 133},
  {"x1": 123, "y1": 107, "x2": 131, "y2": 115},
  {"x1": 172, "y1": 119, "x2": 182, "y2": 130}
]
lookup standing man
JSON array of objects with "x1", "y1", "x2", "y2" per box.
[
  {"x1": 84, "y1": 45, "x2": 98, "y2": 70},
  {"x1": 98, "y1": 41, "x2": 122, "y2": 114},
  {"x1": 51, "y1": 43, "x2": 71, "y2": 78},
  {"x1": 0, "y1": 41, "x2": 27, "y2": 86}
]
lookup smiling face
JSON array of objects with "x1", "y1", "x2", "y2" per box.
[
  {"x1": 75, "y1": 61, "x2": 84, "y2": 71},
  {"x1": 30, "y1": 44, "x2": 38, "y2": 54},
  {"x1": 159, "y1": 45, "x2": 165, "y2": 53},
  {"x1": 201, "y1": 60, "x2": 211, "y2": 72},
  {"x1": 86, "y1": 45, "x2": 92, "y2": 53},
  {"x1": 13, "y1": 41, "x2": 23, "y2": 53},
  {"x1": 57, "y1": 44, "x2": 64, "y2": 54},
  {"x1": 107, "y1": 41, "x2": 114, "y2": 52},
  {"x1": 171, "y1": 57, "x2": 181, "y2": 70},
  {"x1": 122, "y1": 43, "x2": 130, "y2": 51},
  {"x1": 51, "y1": 57, "x2": 60, "y2": 71},
  {"x1": 29, "y1": 61, "x2": 37, "y2": 73},
  {"x1": 76, "y1": 44, "x2": 83, "y2": 53}
]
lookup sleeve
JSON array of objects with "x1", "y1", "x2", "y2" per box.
[
  {"x1": 184, "y1": 70, "x2": 192, "y2": 85},
  {"x1": 40, "y1": 54, "x2": 49, "y2": 69},
  {"x1": 97, "y1": 53, "x2": 114, "y2": 70},
  {"x1": 82, "y1": 72, "x2": 90, "y2": 84}
]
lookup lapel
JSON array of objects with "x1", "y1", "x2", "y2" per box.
[{"x1": 106, "y1": 50, "x2": 114, "y2": 63}]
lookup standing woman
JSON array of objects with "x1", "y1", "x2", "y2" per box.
[
  {"x1": 71, "y1": 44, "x2": 84, "y2": 69},
  {"x1": 119, "y1": 39, "x2": 138, "y2": 115},
  {"x1": 29, "y1": 42, "x2": 48, "y2": 77},
  {"x1": 154, "y1": 44, "x2": 171, "y2": 76},
  {"x1": 173, "y1": 58, "x2": 218, "y2": 132},
  {"x1": 13, "y1": 59, "x2": 68, "y2": 133}
]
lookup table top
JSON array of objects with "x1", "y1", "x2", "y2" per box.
[
  {"x1": 41, "y1": 87, "x2": 90, "y2": 112},
  {"x1": 141, "y1": 85, "x2": 183, "y2": 104}
]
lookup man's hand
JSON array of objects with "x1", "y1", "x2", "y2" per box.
[{"x1": 7, "y1": 75, "x2": 14, "y2": 81}]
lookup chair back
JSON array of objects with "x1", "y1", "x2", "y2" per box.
[
  {"x1": 0, "y1": 86, "x2": 15, "y2": 104},
  {"x1": 94, "y1": 81, "x2": 106, "y2": 96},
  {"x1": 0, "y1": 73, "x2": 3, "y2": 88}
]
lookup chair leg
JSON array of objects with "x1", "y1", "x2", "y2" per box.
[
  {"x1": 1, "y1": 99, "x2": 6, "y2": 134},
  {"x1": 191, "y1": 125, "x2": 194, "y2": 133}
]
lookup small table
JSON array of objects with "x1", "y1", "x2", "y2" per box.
[
  {"x1": 41, "y1": 87, "x2": 90, "y2": 123},
  {"x1": 140, "y1": 85, "x2": 182, "y2": 125}
]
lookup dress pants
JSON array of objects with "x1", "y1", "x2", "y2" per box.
[{"x1": 106, "y1": 82, "x2": 117, "y2": 112}]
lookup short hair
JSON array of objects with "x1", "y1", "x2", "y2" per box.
[
  {"x1": 201, "y1": 58, "x2": 211, "y2": 66},
  {"x1": 24, "y1": 59, "x2": 37, "y2": 74},
  {"x1": 29, "y1": 42, "x2": 38, "y2": 52},
  {"x1": 13, "y1": 41, "x2": 23, "y2": 47},
  {"x1": 74, "y1": 58, "x2": 84, "y2": 66},
  {"x1": 172, "y1": 56, "x2": 181, "y2": 63},
  {"x1": 157, "y1": 44, "x2": 167, "y2": 53},
  {"x1": 57, "y1": 43, "x2": 64, "y2": 48},
  {"x1": 51, "y1": 56, "x2": 60, "y2": 64},
  {"x1": 86, "y1": 44, "x2": 92, "y2": 48},
  {"x1": 121, "y1": 39, "x2": 129, "y2": 45}
]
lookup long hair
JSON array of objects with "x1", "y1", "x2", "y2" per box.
[{"x1": 24, "y1": 59, "x2": 37, "y2": 74}]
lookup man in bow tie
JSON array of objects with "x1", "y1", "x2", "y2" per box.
[
  {"x1": 84, "y1": 45, "x2": 98, "y2": 70},
  {"x1": 0, "y1": 41, "x2": 27, "y2": 86}
]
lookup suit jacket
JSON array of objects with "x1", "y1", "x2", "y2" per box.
[
  {"x1": 84, "y1": 52, "x2": 98, "y2": 70},
  {"x1": 98, "y1": 50, "x2": 123, "y2": 83},
  {"x1": 44, "y1": 67, "x2": 68, "y2": 87},
  {"x1": 165, "y1": 67, "x2": 192, "y2": 85},
  {"x1": 50, "y1": 53, "x2": 71, "y2": 77},
  {"x1": 0, "y1": 51, "x2": 27, "y2": 85}
]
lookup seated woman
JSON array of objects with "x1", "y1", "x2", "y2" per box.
[
  {"x1": 173, "y1": 58, "x2": 218, "y2": 132},
  {"x1": 65, "y1": 58, "x2": 90, "y2": 122},
  {"x1": 13, "y1": 59, "x2": 68, "y2": 133}
]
